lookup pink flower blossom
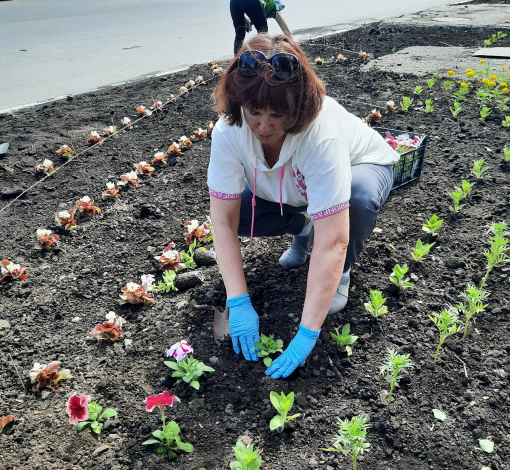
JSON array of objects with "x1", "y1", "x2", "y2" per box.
[
  {"x1": 144, "y1": 391, "x2": 180, "y2": 413},
  {"x1": 166, "y1": 340, "x2": 193, "y2": 361},
  {"x1": 66, "y1": 394, "x2": 90, "y2": 424}
]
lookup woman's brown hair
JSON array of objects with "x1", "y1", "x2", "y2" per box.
[{"x1": 213, "y1": 34, "x2": 326, "y2": 134}]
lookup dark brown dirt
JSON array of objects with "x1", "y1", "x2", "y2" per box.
[{"x1": 0, "y1": 19, "x2": 509, "y2": 470}]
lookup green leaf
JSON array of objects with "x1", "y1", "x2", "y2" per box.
[
  {"x1": 152, "y1": 429, "x2": 164, "y2": 439},
  {"x1": 230, "y1": 462, "x2": 242, "y2": 470},
  {"x1": 479, "y1": 439, "x2": 494, "y2": 453},
  {"x1": 269, "y1": 414, "x2": 285, "y2": 431},
  {"x1": 142, "y1": 439, "x2": 161, "y2": 445},
  {"x1": 99, "y1": 409, "x2": 118, "y2": 420},
  {"x1": 164, "y1": 361, "x2": 180, "y2": 370},
  {"x1": 90, "y1": 421, "x2": 99, "y2": 429},
  {"x1": 432, "y1": 409, "x2": 447, "y2": 421},
  {"x1": 286, "y1": 413, "x2": 301, "y2": 421},
  {"x1": 270, "y1": 392, "x2": 283, "y2": 413},
  {"x1": 93, "y1": 426, "x2": 102, "y2": 434},
  {"x1": 157, "y1": 446, "x2": 167, "y2": 453},
  {"x1": 191, "y1": 380, "x2": 200, "y2": 390},
  {"x1": 176, "y1": 441, "x2": 194, "y2": 452},
  {"x1": 263, "y1": 357, "x2": 272, "y2": 367},
  {"x1": 76, "y1": 421, "x2": 89, "y2": 431}
]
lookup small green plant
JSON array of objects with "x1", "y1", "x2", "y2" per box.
[
  {"x1": 498, "y1": 97, "x2": 510, "y2": 111},
  {"x1": 480, "y1": 107, "x2": 492, "y2": 121},
  {"x1": 471, "y1": 158, "x2": 489, "y2": 180},
  {"x1": 379, "y1": 348, "x2": 413, "y2": 410},
  {"x1": 269, "y1": 391, "x2": 300, "y2": 431},
  {"x1": 450, "y1": 101, "x2": 462, "y2": 117},
  {"x1": 331, "y1": 324, "x2": 358, "y2": 351},
  {"x1": 452, "y1": 86, "x2": 469, "y2": 102},
  {"x1": 400, "y1": 96, "x2": 412, "y2": 112},
  {"x1": 503, "y1": 146, "x2": 510, "y2": 162},
  {"x1": 364, "y1": 290, "x2": 388, "y2": 318},
  {"x1": 76, "y1": 400, "x2": 118, "y2": 434},
  {"x1": 443, "y1": 80, "x2": 455, "y2": 91},
  {"x1": 323, "y1": 415, "x2": 371, "y2": 470},
  {"x1": 449, "y1": 187, "x2": 464, "y2": 213},
  {"x1": 143, "y1": 420, "x2": 193, "y2": 458},
  {"x1": 411, "y1": 239, "x2": 435, "y2": 262},
  {"x1": 424, "y1": 99, "x2": 434, "y2": 113},
  {"x1": 152, "y1": 270, "x2": 178, "y2": 293},
  {"x1": 422, "y1": 215, "x2": 443, "y2": 237},
  {"x1": 391, "y1": 47, "x2": 396, "y2": 53},
  {"x1": 389, "y1": 264, "x2": 413, "y2": 290},
  {"x1": 230, "y1": 440, "x2": 262, "y2": 470},
  {"x1": 429, "y1": 309, "x2": 461, "y2": 364},
  {"x1": 476, "y1": 88, "x2": 491, "y2": 105},
  {"x1": 502, "y1": 116, "x2": 510, "y2": 127},
  {"x1": 497, "y1": 31, "x2": 507, "y2": 40},
  {"x1": 433, "y1": 72, "x2": 440, "y2": 80},
  {"x1": 254, "y1": 334, "x2": 283, "y2": 367},
  {"x1": 181, "y1": 239, "x2": 199, "y2": 269},
  {"x1": 456, "y1": 284, "x2": 490, "y2": 340},
  {"x1": 461, "y1": 179, "x2": 475, "y2": 198},
  {"x1": 427, "y1": 78, "x2": 435, "y2": 89},
  {"x1": 414, "y1": 86, "x2": 423, "y2": 95},
  {"x1": 480, "y1": 221, "x2": 510, "y2": 288}
]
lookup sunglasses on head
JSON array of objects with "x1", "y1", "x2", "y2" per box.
[{"x1": 238, "y1": 49, "x2": 300, "y2": 81}]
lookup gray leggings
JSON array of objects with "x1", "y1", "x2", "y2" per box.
[{"x1": 238, "y1": 163, "x2": 394, "y2": 272}]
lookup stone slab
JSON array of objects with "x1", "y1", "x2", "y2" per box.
[
  {"x1": 362, "y1": 46, "x2": 510, "y2": 78},
  {"x1": 380, "y1": 4, "x2": 510, "y2": 31},
  {"x1": 473, "y1": 47, "x2": 510, "y2": 58}
]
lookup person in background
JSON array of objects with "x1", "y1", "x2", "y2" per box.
[{"x1": 230, "y1": 0, "x2": 292, "y2": 54}]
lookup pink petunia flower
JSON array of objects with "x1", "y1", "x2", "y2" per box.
[
  {"x1": 66, "y1": 394, "x2": 90, "y2": 425},
  {"x1": 144, "y1": 391, "x2": 180, "y2": 413},
  {"x1": 166, "y1": 340, "x2": 193, "y2": 361}
]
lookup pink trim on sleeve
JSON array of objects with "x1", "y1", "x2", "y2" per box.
[
  {"x1": 310, "y1": 202, "x2": 350, "y2": 221},
  {"x1": 209, "y1": 188, "x2": 242, "y2": 200}
]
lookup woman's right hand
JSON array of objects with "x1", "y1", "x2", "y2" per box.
[{"x1": 227, "y1": 294, "x2": 260, "y2": 361}]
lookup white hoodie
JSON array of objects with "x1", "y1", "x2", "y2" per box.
[{"x1": 208, "y1": 96, "x2": 399, "y2": 224}]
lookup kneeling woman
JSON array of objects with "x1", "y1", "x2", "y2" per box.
[{"x1": 208, "y1": 34, "x2": 399, "y2": 379}]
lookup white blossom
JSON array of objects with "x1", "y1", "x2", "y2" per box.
[
  {"x1": 58, "y1": 211, "x2": 71, "y2": 219},
  {"x1": 81, "y1": 196, "x2": 91, "y2": 203},
  {"x1": 29, "y1": 363, "x2": 46, "y2": 383},
  {"x1": 186, "y1": 220, "x2": 199, "y2": 232},
  {"x1": 106, "y1": 182, "x2": 115, "y2": 190},
  {"x1": 36, "y1": 229, "x2": 52, "y2": 238}
]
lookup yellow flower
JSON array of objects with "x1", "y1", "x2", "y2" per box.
[
  {"x1": 490, "y1": 74, "x2": 498, "y2": 80},
  {"x1": 460, "y1": 82, "x2": 468, "y2": 88},
  {"x1": 447, "y1": 70, "x2": 455, "y2": 76},
  {"x1": 503, "y1": 88, "x2": 509, "y2": 94},
  {"x1": 503, "y1": 66, "x2": 507, "y2": 70},
  {"x1": 467, "y1": 72, "x2": 475, "y2": 78},
  {"x1": 489, "y1": 81, "x2": 497, "y2": 87},
  {"x1": 500, "y1": 82, "x2": 508, "y2": 87},
  {"x1": 482, "y1": 78, "x2": 490, "y2": 84},
  {"x1": 465, "y1": 68, "x2": 473, "y2": 73},
  {"x1": 480, "y1": 59, "x2": 486, "y2": 63}
]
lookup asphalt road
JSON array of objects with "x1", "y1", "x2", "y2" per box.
[{"x1": 1, "y1": 0, "x2": 459, "y2": 111}]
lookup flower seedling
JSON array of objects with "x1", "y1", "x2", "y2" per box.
[
  {"x1": 121, "y1": 117, "x2": 132, "y2": 128},
  {"x1": 422, "y1": 215, "x2": 443, "y2": 237},
  {"x1": 230, "y1": 439, "x2": 262, "y2": 470},
  {"x1": 103, "y1": 126, "x2": 116, "y2": 136},
  {"x1": 359, "y1": 51, "x2": 368, "y2": 60},
  {"x1": 55, "y1": 209, "x2": 77, "y2": 230},
  {"x1": 152, "y1": 151, "x2": 168, "y2": 166},
  {"x1": 315, "y1": 57, "x2": 324, "y2": 65},
  {"x1": 450, "y1": 101, "x2": 462, "y2": 117},
  {"x1": 212, "y1": 67, "x2": 224, "y2": 76},
  {"x1": 136, "y1": 105, "x2": 148, "y2": 116},
  {"x1": 502, "y1": 116, "x2": 510, "y2": 127},
  {"x1": 424, "y1": 99, "x2": 434, "y2": 113},
  {"x1": 503, "y1": 146, "x2": 510, "y2": 162},
  {"x1": 153, "y1": 101, "x2": 163, "y2": 110},
  {"x1": 380, "y1": 349, "x2": 413, "y2": 411},
  {"x1": 134, "y1": 161, "x2": 155, "y2": 176},
  {"x1": 155, "y1": 243, "x2": 185, "y2": 272},
  {"x1": 0, "y1": 416, "x2": 14, "y2": 435},
  {"x1": 385, "y1": 101, "x2": 397, "y2": 114},
  {"x1": 0, "y1": 260, "x2": 27, "y2": 282},
  {"x1": 427, "y1": 78, "x2": 435, "y2": 89},
  {"x1": 195, "y1": 75, "x2": 205, "y2": 85},
  {"x1": 323, "y1": 415, "x2": 370, "y2": 470},
  {"x1": 179, "y1": 86, "x2": 189, "y2": 96},
  {"x1": 461, "y1": 179, "x2": 475, "y2": 198},
  {"x1": 178, "y1": 136, "x2": 192, "y2": 149},
  {"x1": 184, "y1": 220, "x2": 212, "y2": 245},
  {"x1": 331, "y1": 324, "x2": 358, "y2": 355},
  {"x1": 480, "y1": 221, "x2": 510, "y2": 288},
  {"x1": 87, "y1": 131, "x2": 101, "y2": 144},
  {"x1": 35, "y1": 229, "x2": 60, "y2": 250},
  {"x1": 269, "y1": 391, "x2": 300, "y2": 432},
  {"x1": 389, "y1": 264, "x2": 413, "y2": 290},
  {"x1": 364, "y1": 290, "x2": 388, "y2": 318},
  {"x1": 471, "y1": 158, "x2": 489, "y2": 180},
  {"x1": 142, "y1": 392, "x2": 192, "y2": 458},
  {"x1": 30, "y1": 361, "x2": 72, "y2": 391},
  {"x1": 76, "y1": 196, "x2": 101, "y2": 215},
  {"x1": 35, "y1": 159, "x2": 55, "y2": 176},
  {"x1": 442, "y1": 80, "x2": 455, "y2": 91},
  {"x1": 193, "y1": 128, "x2": 207, "y2": 141},
  {"x1": 456, "y1": 284, "x2": 490, "y2": 340},
  {"x1": 336, "y1": 54, "x2": 346, "y2": 63},
  {"x1": 120, "y1": 274, "x2": 155, "y2": 304},
  {"x1": 152, "y1": 270, "x2": 178, "y2": 293},
  {"x1": 167, "y1": 143, "x2": 181, "y2": 155},
  {"x1": 118, "y1": 171, "x2": 140, "y2": 188},
  {"x1": 414, "y1": 86, "x2": 422, "y2": 95},
  {"x1": 480, "y1": 107, "x2": 492, "y2": 121},
  {"x1": 102, "y1": 182, "x2": 120, "y2": 200},
  {"x1": 449, "y1": 187, "x2": 464, "y2": 212},
  {"x1": 429, "y1": 309, "x2": 461, "y2": 364},
  {"x1": 254, "y1": 334, "x2": 284, "y2": 367},
  {"x1": 185, "y1": 80, "x2": 196, "y2": 90},
  {"x1": 90, "y1": 312, "x2": 124, "y2": 341},
  {"x1": 411, "y1": 239, "x2": 435, "y2": 262},
  {"x1": 399, "y1": 96, "x2": 412, "y2": 111},
  {"x1": 69, "y1": 395, "x2": 118, "y2": 434},
  {"x1": 384, "y1": 131, "x2": 423, "y2": 153},
  {"x1": 363, "y1": 109, "x2": 382, "y2": 124},
  {"x1": 168, "y1": 94, "x2": 177, "y2": 103},
  {"x1": 56, "y1": 145, "x2": 75, "y2": 159},
  {"x1": 164, "y1": 340, "x2": 214, "y2": 390}
]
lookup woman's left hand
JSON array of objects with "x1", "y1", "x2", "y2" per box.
[{"x1": 265, "y1": 324, "x2": 320, "y2": 379}]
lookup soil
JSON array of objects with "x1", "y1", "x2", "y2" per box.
[{"x1": 1, "y1": 15, "x2": 510, "y2": 470}]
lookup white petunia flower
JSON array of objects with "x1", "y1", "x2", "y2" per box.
[
  {"x1": 106, "y1": 182, "x2": 115, "y2": 190},
  {"x1": 186, "y1": 220, "x2": 199, "y2": 232},
  {"x1": 36, "y1": 229, "x2": 52, "y2": 238},
  {"x1": 58, "y1": 211, "x2": 71, "y2": 219},
  {"x1": 81, "y1": 196, "x2": 91, "y2": 203},
  {"x1": 29, "y1": 363, "x2": 46, "y2": 383}
]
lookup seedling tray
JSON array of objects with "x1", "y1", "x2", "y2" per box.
[{"x1": 373, "y1": 127, "x2": 428, "y2": 189}]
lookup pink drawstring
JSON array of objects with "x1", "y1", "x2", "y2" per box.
[
  {"x1": 251, "y1": 168, "x2": 257, "y2": 240},
  {"x1": 279, "y1": 167, "x2": 284, "y2": 216}
]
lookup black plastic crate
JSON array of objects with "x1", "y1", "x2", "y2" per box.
[{"x1": 373, "y1": 127, "x2": 428, "y2": 189}]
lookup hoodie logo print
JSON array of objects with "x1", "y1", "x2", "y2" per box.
[{"x1": 293, "y1": 170, "x2": 308, "y2": 201}]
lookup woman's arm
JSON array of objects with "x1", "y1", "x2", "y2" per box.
[{"x1": 274, "y1": 11, "x2": 293, "y2": 39}]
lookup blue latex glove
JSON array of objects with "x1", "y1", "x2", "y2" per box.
[
  {"x1": 227, "y1": 294, "x2": 260, "y2": 361},
  {"x1": 266, "y1": 324, "x2": 320, "y2": 379}
]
